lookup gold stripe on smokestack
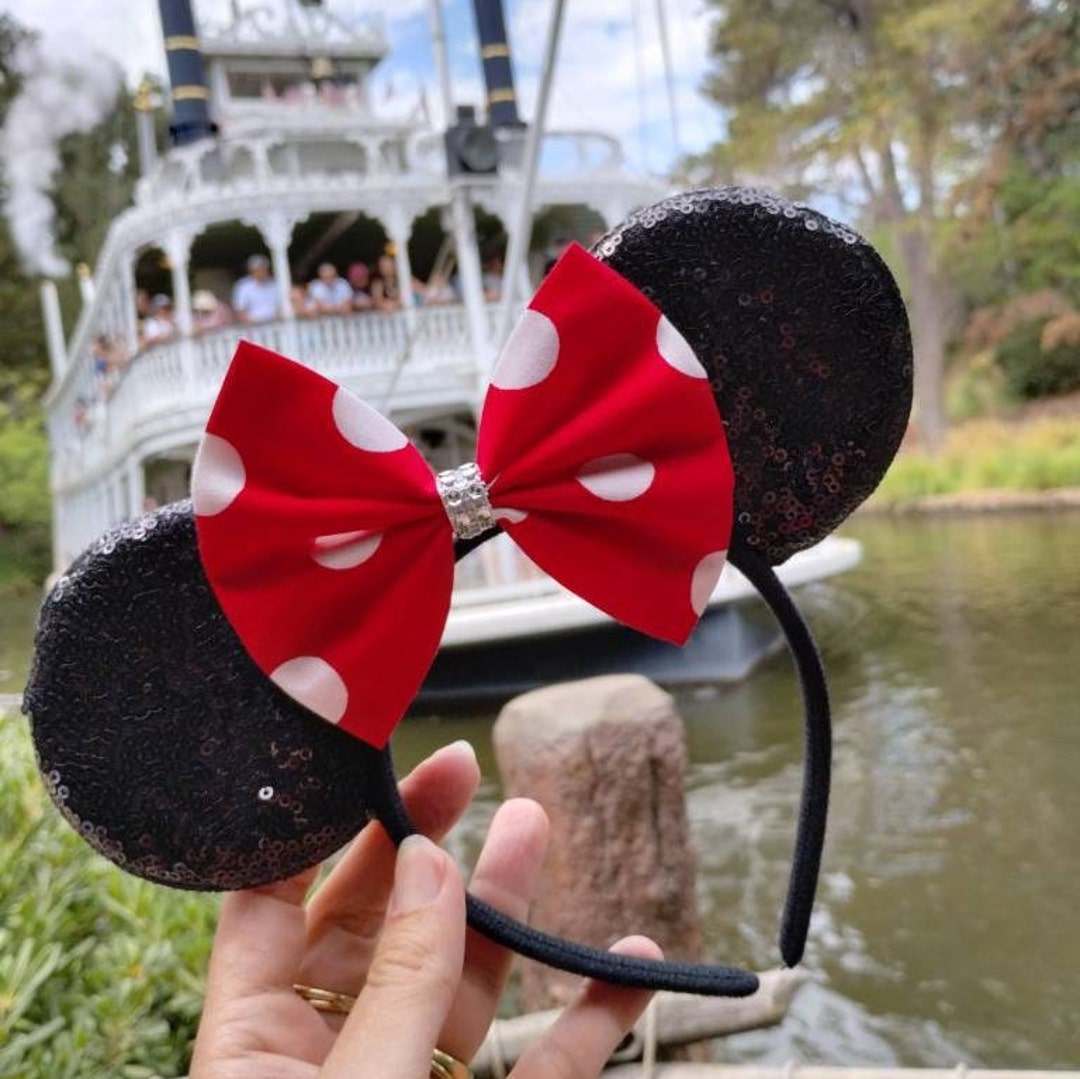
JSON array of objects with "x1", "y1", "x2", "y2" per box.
[
  {"x1": 481, "y1": 43, "x2": 511, "y2": 59},
  {"x1": 487, "y1": 88, "x2": 517, "y2": 104},
  {"x1": 173, "y1": 85, "x2": 210, "y2": 101},
  {"x1": 164, "y1": 35, "x2": 201, "y2": 50}
]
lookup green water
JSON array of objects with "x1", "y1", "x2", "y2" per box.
[
  {"x1": 675, "y1": 513, "x2": 1080, "y2": 1065},
  {"x1": 3, "y1": 513, "x2": 1078, "y2": 1065}
]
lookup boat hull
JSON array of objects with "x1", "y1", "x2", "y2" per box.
[{"x1": 419, "y1": 536, "x2": 861, "y2": 707}]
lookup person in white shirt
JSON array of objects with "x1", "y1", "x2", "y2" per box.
[
  {"x1": 141, "y1": 295, "x2": 176, "y2": 346},
  {"x1": 307, "y1": 262, "x2": 354, "y2": 315},
  {"x1": 232, "y1": 254, "x2": 281, "y2": 324}
]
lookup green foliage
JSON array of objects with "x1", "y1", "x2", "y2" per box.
[
  {"x1": 0, "y1": 12, "x2": 145, "y2": 585},
  {"x1": 874, "y1": 418, "x2": 1080, "y2": 503},
  {"x1": 0, "y1": 712, "x2": 217, "y2": 1079},
  {"x1": 947, "y1": 168, "x2": 1080, "y2": 308},
  {"x1": 996, "y1": 319, "x2": 1080, "y2": 400},
  {"x1": 697, "y1": 0, "x2": 1080, "y2": 441},
  {"x1": 0, "y1": 402, "x2": 50, "y2": 530}
]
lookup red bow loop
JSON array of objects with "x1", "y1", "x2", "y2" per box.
[{"x1": 193, "y1": 245, "x2": 735, "y2": 748}]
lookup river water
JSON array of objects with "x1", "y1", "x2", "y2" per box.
[{"x1": 3, "y1": 513, "x2": 1078, "y2": 1065}]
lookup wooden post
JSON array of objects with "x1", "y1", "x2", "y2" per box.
[{"x1": 492, "y1": 673, "x2": 704, "y2": 1010}]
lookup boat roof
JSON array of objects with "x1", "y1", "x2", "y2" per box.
[{"x1": 199, "y1": 1, "x2": 388, "y2": 62}]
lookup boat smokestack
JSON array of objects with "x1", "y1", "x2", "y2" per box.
[
  {"x1": 471, "y1": 0, "x2": 523, "y2": 128},
  {"x1": 157, "y1": 0, "x2": 216, "y2": 146}
]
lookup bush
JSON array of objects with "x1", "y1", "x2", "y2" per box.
[
  {"x1": 995, "y1": 318, "x2": 1080, "y2": 400},
  {"x1": 0, "y1": 712, "x2": 217, "y2": 1078},
  {"x1": 0, "y1": 525, "x2": 51, "y2": 592},
  {"x1": 0, "y1": 405, "x2": 50, "y2": 531},
  {"x1": 874, "y1": 417, "x2": 1080, "y2": 504}
]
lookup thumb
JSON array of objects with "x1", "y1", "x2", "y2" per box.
[{"x1": 321, "y1": 835, "x2": 466, "y2": 1079}]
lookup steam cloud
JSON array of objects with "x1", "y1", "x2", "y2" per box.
[{"x1": 1, "y1": 34, "x2": 123, "y2": 278}]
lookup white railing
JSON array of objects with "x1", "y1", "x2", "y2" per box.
[{"x1": 51, "y1": 306, "x2": 485, "y2": 489}]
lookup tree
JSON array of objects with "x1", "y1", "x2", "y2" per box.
[
  {"x1": 696, "y1": 0, "x2": 1079, "y2": 448},
  {"x1": 0, "y1": 14, "x2": 47, "y2": 402},
  {"x1": 0, "y1": 13, "x2": 141, "y2": 579}
]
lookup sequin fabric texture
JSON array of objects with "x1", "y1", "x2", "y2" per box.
[
  {"x1": 24, "y1": 501, "x2": 384, "y2": 890},
  {"x1": 597, "y1": 187, "x2": 913, "y2": 563}
]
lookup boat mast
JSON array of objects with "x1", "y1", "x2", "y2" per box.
[
  {"x1": 427, "y1": 0, "x2": 490, "y2": 403},
  {"x1": 653, "y1": 0, "x2": 682, "y2": 159},
  {"x1": 493, "y1": 0, "x2": 567, "y2": 357}
]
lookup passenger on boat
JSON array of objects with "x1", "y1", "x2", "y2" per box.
[
  {"x1": 141, "y1": 294, "x2": 177, "y2": 346},
  {"x1": 308, "y1": 262, "x2": 355, "y2": 315},
  {"x1": 134, "y1": 288, "x2": 151, "y2": 336},
  {"x1": 422, "y1": 269, "x2": 457, "y2": 305},
  {"x1": 346, "y1": 261, "x2": 374, "y2": 310},
  {"x1": 91, "y1": 334, "x2": 130, "y2": 398},
  {"x1": 371, "y1": 250, "x2": 402, "y2": 312},
  {"x1": 188, "y1": 744, "x2": 658, "y2": 1078},
  {"x1": 191, "y1": 289, "x2": 232, "y2": 334},
  {"x1": 482, "y1": 254, "x2": 503, "y2": 301},
  {"x1": 232, "y1": 254, "x2": 281, "y2": 324},
  {"x1": 289, "y1": 284, "x2": 316, "y2": 319}
]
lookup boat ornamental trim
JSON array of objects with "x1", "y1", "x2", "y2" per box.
[{"x1": 436, "y1": 462, "x2": 496, "y2": 540}]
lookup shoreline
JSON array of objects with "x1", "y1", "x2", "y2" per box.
[{"x1": 861, "y1": 486, "x2": 1080, "y2": 516}]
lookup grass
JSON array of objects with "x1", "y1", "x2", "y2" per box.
[
  {"x1": 0, "y1": 710, "x2": 218, "y2": 1079},
  {"x1": 872, "y1": 417, "x2": 1080, "y2": 506}
]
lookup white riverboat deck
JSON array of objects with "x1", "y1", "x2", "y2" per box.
[{"x1": 444, "y1": 536, "x2": 862, "y2": 647}]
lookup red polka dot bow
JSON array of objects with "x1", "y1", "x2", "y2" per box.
[{"x1": 192, "y1": 244, "x2": 735, "y2": 747}]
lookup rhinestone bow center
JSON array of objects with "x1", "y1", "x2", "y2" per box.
[{"x1": 436, "y1": 462, "x2": 496, "y2": 540}]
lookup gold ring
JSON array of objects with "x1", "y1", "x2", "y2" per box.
[
  {"x1": 293, "y1": 986, "x2": 472, "y2": 1077},
  {"x1": 292, "y1": 982, "x2": 357, "y2": 1015},
  {"x1": 431, "y1": 1047, "x2": 472, "y2": 1079}
]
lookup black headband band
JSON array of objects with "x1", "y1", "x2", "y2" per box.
[{"x1": 363, "y1": 530, "x2": 831, "y2": 996}]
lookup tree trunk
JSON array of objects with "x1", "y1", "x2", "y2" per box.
[{"x1": 901, "y1": 226, "x2": 948, "y2": 451}]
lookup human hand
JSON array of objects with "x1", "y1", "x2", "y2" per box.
[{"x1": 189, "y1": 740, "x2": 661, "y2": 1078}]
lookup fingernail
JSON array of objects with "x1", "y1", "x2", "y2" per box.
[
  {"x1": 390, "y1": 835, "x2": 445, "y2": 916},
  {"x1": 443, "y1": 739, "x2": 477, "y2": 766}
]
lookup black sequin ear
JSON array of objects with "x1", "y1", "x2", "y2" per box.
[
  {"x1": 23, "y1": 501, "x2": 385, "y2": 890},
  {"x1": 597, "y1": 188, "x2": 913, "y2": 563}
]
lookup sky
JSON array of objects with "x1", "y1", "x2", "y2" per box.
[{"x1": 1, "y1": 0, "x2": 727, "y2": 177}]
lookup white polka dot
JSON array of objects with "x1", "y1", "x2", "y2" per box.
[
  {"x1": 575, "y1": 453, "x2": 655, "y2": 502},
  {"x1": 191, "y1": 434, "x2": 246, "y2": 516},
  {"x1": 311, "y1": 530, "x2": 383, "y2": 569},
  {"x1": 493, "y1": 507, "x2": 528, "y2": 524},
  {"x1": 656, "y1": 315, "x2": 707, "y2": 379},
  {"x1": 491, "y1": 310, "x2": 560, "y2": 389},
  {"x1": 270, "y1": 656, "x2": 348, "y2": 725},
  {"x1": 691, "y1": 550, "x2": 728, "y2": 615},
  {"x1": 332, "y1": 388, "x2": 407, "y2": 452}
]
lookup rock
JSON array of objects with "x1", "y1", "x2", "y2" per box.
[{"x1": 492, "y1": 673, "x2": 703, "y2": 1009}]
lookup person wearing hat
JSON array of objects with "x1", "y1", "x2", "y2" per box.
[
  {"x1": 140, "y1": 294, "x2": 176, "y2": 346},
  {"x1": 232, "y1": 253, "x2": 281, "y2": 324},
  {"x1": 192, "y1": 289, "x2": 232, "y2": 334}
]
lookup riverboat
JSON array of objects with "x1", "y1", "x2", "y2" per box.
[{"x1": 39, "y1": 0, "x2": 860, "y2": 700}]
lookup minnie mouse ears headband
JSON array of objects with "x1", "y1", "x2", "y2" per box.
[{"x1": 25, "y1": 187, "x2": 912, "y2": 998}]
